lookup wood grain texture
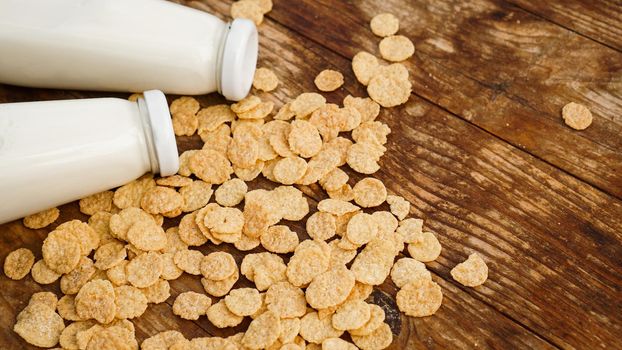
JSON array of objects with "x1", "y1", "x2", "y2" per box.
[
  {"x1": 505, "y1": 0, "x2": 622, "y2": 51},
  {"x1": 265, "y1": 0, "x2": 622, "y2": 199},
  {"x1": 1, "y1": 0, "x2": 621, "y2": 349}
]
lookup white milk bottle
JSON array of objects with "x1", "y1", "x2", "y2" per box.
[
  {"x1": 0, "y1": 0, "x2": 258, "y2": 101},
  {"x1": 0, "y1": 90, "x2": 179, "y2": 224}
]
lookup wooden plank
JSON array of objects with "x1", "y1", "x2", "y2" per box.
[
  {"x1": 504, "y1": 0, "x2": 622, "y2": 51},
  {"x1": 264, "y1": 0, "x2": 622, "y2": 199}
]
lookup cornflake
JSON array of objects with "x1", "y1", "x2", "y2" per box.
[
  {"x1": 291, "y1": 92, "x2": 326, "y2": 119},
  {"x1": 352, "y1": 52, "x2": 380, "y2": 86},
  {"x1": 407, "y1": 231, "x2": 442, "y2": 262},
  {"x1": 288, "y1": 120, "x2": 323, "y2": 158},
  {"x1": 396, "y1": 278, "x2": 443, "y2": 317},
  {"x1": 215, "y1": 178, "x2": 247, "y2": 207},
  {"x1": 379, "y1": 35, "x2": 415, "y2": 62},
  {"x1": 231, "y1": 0, "x2": 264, "y2": 25},
  {"x1": 31, "y1": 259, "x2": 61, "y2": 284},
  {"x1": 94, "y1": 241, "x2": 126, "y2": 270},
  {"x1": 156, "y1": 175, "x2": 193, "y2": 188},
  {"x1": 180, "y1": 180, "x2": 213, "y2": 212},
  {"x1": 14, "y1": 301, "x2": 65, "y2": 348},
  {"x1": 126, "y1": 251, "x2": 163, "y2": 288},
  {"x1": 391, "y1": 257, "x2": 431, "y2": 288},
  {"x1": 367, "y1": 71, "x2": 411, "y2": 108},
  {"x1": 200, "y1": 252, "x2": 237, "y2": 281},
  {"x1": 127, "y1": 220, "x2": 167, "y2": 251},
  {"x1": 75, "y1": 279, "x2": 116, "y2": 324},
  {"x1": 347, "y1": 142, "x2": 385, "y2": 174},
  {"x1": 225, "y1": 288, "x2": 262, "y2": 316},
  {"x1": 189, "y1": 149, "x2": 233, "y2": 184},
  {"x1": 306, "y1": 212, "x2": 337, "y2": 241},
  {"x1": 346, "y1": 213, "x2": 379, "y2": 245},
  {"x1": 286, "y1": 240, "x2": 331, "y2": 287},
  {"x1": 201, "y1": 268, "x2": 239, "y2": 297},
  {"x1": 242, "y1": 310, "x2": 281, "y2": 349},
  {"x1": 261, "y1": 225, "x2": 299, "y2": 253},
  {"x1": 141, "y1": 330, "x2": 186, "y2": 350},
  {"x1": 370, "y1": 13, "x2": 399, "y2": 37},
  {"x1": 170, "y1": 96, "x2": 200, "y2": 115},
  {"x1": 274, "y1": 156, "x2": 308, "y2": 184},
  {"x1": 353, "y1": 178, "x2": 387, "y2": 207},
  {"x1": 351, "y1": 322, "x2": 393, "y2": 350},
  {"x1": 322, "y1": 338, "x2": 358, "y2": 350},
  {"x1": 113, "y1": 174, "x2": 156, "y2": 209},
  {"x1": 305, "y1": 265, "x2": 355, "y2": 309},
  {"x1": 562, "y1": 102, "x2": 593, "y2": 130},
  {"x1": 350, "y1": 304, "x2": 385, "y2": 336},
  {"x1": 253, "y1": 67, "x2": 279, "y2": 91},
  {"x1": 396, "y1": 217, "x2": 423, "y2": 243},
  {"x1": 140, "y1": 279, "x2": 171, "y2": 304},
  {"x1": 174, "y1": 249, "x2": 204, "y2": 275},
  {"x1": 4, "y1": 247, "x2": 35, "y2": 280},
  {"x1": 314, "y1": 69, "x2": 344, "y2": 92},
  {"x1": 23, "y1": 207, "x2": 60, "y2": 229},
  {"x1": 42, "y1": 229, "x2": 82, "y2": 274},
  {"x1": 265, "y1": 281, "x2": 307, "y2": 318},
  {"x1": 352, "y1": 121, "x2": 391, "y2": 145},
  {"x1": 114, "y1": 285, "x2": 148, "y2": 319},
  {"x1": 299, "y1": 312, "x2": 343, "y2": 345},
  {"x1": 206, "y1": 300, "x2": 244, "y2": 328},
  {"x1": 140, "y1": 186, "x2": 183, "y2": 217},
  {"x1": 386, "y1": 194, "x2": 410, "y2": 220},
  {"x1": 173, "y1": 291, "x2": 211, "y2": 320},
  {"x1": 179, "y1": 212, "x2": 209, "y2": 246},
  {"x1": 450, "y1": 253, "x2": 488, "y2": 287},
  {"x1": 332, "y1": 300, "x2": 371, "y2": 331}
]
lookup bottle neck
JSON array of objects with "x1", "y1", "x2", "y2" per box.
[
  {"x1": 137, "y1": 96, "x2": 160, "y2": 175},
  {"x1": 215, "y1": 22, "x2": 231, "y2": 98}
]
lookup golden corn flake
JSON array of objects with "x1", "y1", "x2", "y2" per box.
[
  {"x1": 242, "y1": 310, "x2": 281, "y2": 349},
  {"x1": 322, "y1": 338, "x2": 358, "y2": 350},
  {"x1": 350, "y1": 304, "x2": 385, "y2": 336},
  {"x1": 172, "y1": 110, "x2": 198, "y2": 136},
  {"x1": 202, "y1": 123, "x2": 232, "y2": 154},
  {"x1": 30, "y1": 259, "x2": 61, "y2": 284},
  {"x1": 140, "y1": 186, "x2": 183, "y2": 217},
  {"x1": 127, "y1": 220, "x2": 167, "y2": 251},
  {"x1": 377, "y1": 63, "x2": 409, "y2": 82},
  {"x1": 160, "y1": 252, "x2": 183, "y2": 280},
  {"x1": 346, "y1": 142, "x2": 385, "y2": 174},
  {"x1": 28, "y1": 292, "x2": 57, "y2": 311},
  {"x1": 42, "y1": 229, "x2": 82, "y2": 274},
  {"x1": 407, "y1": 231, "x2": 441, "y2": 262},
  {"x1": 173, "y1": 291, "x2": 212, "y2": 320},
  {"x1": 335, "y1": 210, "x2": 359, "y2": 237},
  {"x1": 353, "y1": 178, "x2": 387, "y2": 208},
  {"x1": 317, "y1": 199, "x2": 360, "y2": 216},
  {"x1": 57, "y1": 295, "x2": 83, "y2": 321},
  {"x1": 14, "y1": 302, "x2": 65, "y2": 348},
  {"x1": 352, "y1": 52, "x2": 380, "y2": 86},
  {"x1": 273, "y1": 156, "x2": 308, "y2": 184},
  {"x1": 261, "y1": 225, "x2": 299, "y2": 254},
  {"x1": 352, "y1": 121, "x2": 391, "y2": 146},
  {"x1": 173, "y1": 249, "x2": 203, "y2": 275},
  {"x1": 288, "y1": 120, "x2": 323, "y2": 158},
  {"x1": 126, "y1": 251, "x2": 162, "y2": 288},
  {"x1": 327, "y1": 184, "x2": 355, "y2": 202},
  {"x1": 265, "y1": 281, "x2": 307, "y2": 318},
  {"x1": 156, "y1": 175, "x2": 193, "y2": 188},
  {"x1": 351, "y1": 322, "x2": 393, "y2": 350},
  {"x1": 206, "y1": 300, "x2": 244, "y2": 328},
  {"x1": 299, "y1": 311, "x2": 343, "y2": 345},
  {"x1": 114, "y1": 285, "x2": 148, "y2": 319},
  {"x1": 94, "y1": 241, "x2": 126, "y2": 270},
  {"x1": 178, "y1": 212, "x2": 209, "y2": 246},
  {"x1": 113, "y1": 174, "x2": 156, "y2": 209},
  {"x1": 4, "y1": 247, "x2": 35, "y2": 280},
  {"x1": 197, "y1": 104, "x2": 235, "y2": 135},
  {"x1": 241, "y1": 252, "x2": 287, "y2": 291},
  {"x1": 162, "y1": 226, "x2": 189, "y2": 253},
  {"x1": 328, "y1": 240, "x2": 357, "y2": 268},
  {"x1": 59, "y1": 320, "x2": 96, "y2": 350},
  {"x1": 305, "y1": 265, "x2": 355, "y2": 309},
  {"x1": 228, "y1": 132, "x2": 261, "y2": 169},
  {"x1": 314, "y1": 69, "x2": 344, "y2": 92},
  {"x1": 278, "y1": 317, "x2": 301, "y2": 344},
  {"x1": 189, "y1": 149, "x2": 233, "y2": 184},
  {"x1": 200, "y1": 252, "x2": 237, "y2": 281},
  {"x1": 379, "y1": 35, "x2": 415, "y2": 62},
  {"x1": 332, "y1": 300, "x2": 371, "y2": 331},
  {"x1": 201, "y1": 268, "x2": 239, "y2": 297},
  {"x1": 231, "y1": 0, "x2": 264, "y2": 25},
  {"x1": 291, "y1": 92, "x2": 326, "y2": 119},
  {"x1": 367, "y1": 72, "x2": 411, "y2": 108},
  {"x1": 106, "y1": 260, "x2": 129, "y2": 286},
  {"x1": 370, "y1": 13, "x2": 399, "y2": 37},
  {"x1": 57, "y1": 219, "x2": 100, "y2": 256},
  {"x1": 346, "y1": 213, "x2": 379, "y2": 245},
  {"x1": 215, "y1": 178, "x2": 248, "y2": 207},
  {"x1": 309, "y1": 104, "x2": 344, "y2": 141},
  {"x1": 88, "y1": 212, "x2": 114, "y2": 245},
  {"x1": 344, "y1": 96, "x2": 380, "y2": 126},
  {"x1": 84, "y1": 324, "x2": 138, "y2": 350},
  {"x1": 384, "y1": 194, "x2": 409, "y2": 220},
  {"x1": 450, "y1": 253, "x2": 488, "y2": 287},
  {"x1": 253, "y1": 67, "x2": 279, "y2": 92},
  {"x1": 170, "y1": 96, "x2": 200, "y2": 115},
  {"x1": 141, "y1": 330, "x2": 186, "y2": 350},
  {"x1": 562, "y1": 102, "x2": 593, "y2": 130},
  {"x1": 109, "y1": 207, "x2": 154, "y2": 241},
  {"x1": 238, "y1": 100, "x2": 274, "y2": 120},
  {"x1": 234, "y1": 232, "x2": 261, "y2": 251},
  {"x1": 204, "y1": 206, "x2": 244, "y2": 235},
  {"x1": 306, "y1": 212, "x2": 336, "y2": 241},
  {"x1": 224, "y1": 288, "x2": 261, "y2": 317},
  {"x1": 286, "y1": 240, "x2": 331, "y2": 287},
  {"x1": 274, "y1": 102, "x2": 295, "y2": 121},
  {"x1": 396, "y1": 278, "x2": 442, "y2": 317},
  {"x1": 396, "y1": 217, "x2": 423, "y2": 244},
  {"x1": 350, "y1": 239, "x2": 395, "y2": 285},
  {"x1": 391, "y1": 257, "x2": 431, "y2": 288},
  {"x1": 231, "y1": 95, "x2": 262, "y2": 114},
  {"x1": 74, "y1": 279, "x2": 116, "y2": 324},
  {"x1": 140, "y1": 279, "x2": 171, "y2": 304},
  {"x1": 179, "y1": 181, "x2": 212, "y2": 213},
  {"x1": 60, "y1": 257, "x2": 97, "y2": 295},
  {"x1": 23, "y1": 207, "x2": 60, "y2": 229},
  {"x1": 234, "y1": 160, "x2": 265, "y2": 181}
]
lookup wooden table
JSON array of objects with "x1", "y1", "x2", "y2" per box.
[{"x1": 1, "y1": 0, "x2": 621, "y2": 349}]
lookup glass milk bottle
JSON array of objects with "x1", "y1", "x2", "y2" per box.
[
  {"x1": 0, "y1": 0, "x2": 258, "y2": 101},
  {"x1": 0, "y1": 90, "x2": 179, "y2": 224}
]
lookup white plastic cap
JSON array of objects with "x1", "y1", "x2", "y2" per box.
[
  {"x1": 142, "y1": 90, "x2": 179, "y2": 176},
  {"x1": 220, "y1": 19, "x2": 258, "y2": 101}
]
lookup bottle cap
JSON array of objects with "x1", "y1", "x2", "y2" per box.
[
  {"x1": 142, "y1": 90, "x2": 179, "y2": 176},
  {"x1": 220, "y1": 19, "x2": 258, "y2": 101}
]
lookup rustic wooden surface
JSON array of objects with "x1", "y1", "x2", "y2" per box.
[{"x1": 1, "y1": 0, "x2": 621, "y2": 349}]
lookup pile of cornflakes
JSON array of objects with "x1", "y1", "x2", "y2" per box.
[{"x1": 3, "y1": 6, "x2": 489, "y2": 350}]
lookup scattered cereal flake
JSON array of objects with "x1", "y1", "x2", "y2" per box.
[
  {"x1": 291, "y1": 92, "x2": 326, "y2": 119},
  {"x1": 344, "y1": 95, "x2": 380, "y2": 124},
  {"x1": 350, "y1": 304, "x2": 385, "y2": 336},
  {"x1": 306, "y1": 265, "x2": 355, "y2": 309},
  {"x1": 202, "y1": 124, "x2": 232, "y2": 154},
  {"x1": 351, "y1": 322, "x2": 393, "y2": 350},
  {"x1": 178, "y1": 212, "x2": 208, "y2": 246},
  {"x1": 57, "y1": 295, "x2": 84, "y2": 321},
  {"x1": 306, "y1": 212, "x2": 337, "y2": 241},
  {"x1": 315, "y1": 69, "x2": 344, "y2": 92},
  {"x1": 180, "y1": 182, "x2": 212, "y2": 213},
  {"x1": 335, "y1": 210, "x2": 360, "y2": 237},
  {"x1": 288, "y1": 120, "x2": 323, "y2": 158},
  {"x1": 265, "y1": 281, "x2": 307, "y2": 318},
  {"x1": 57, "y1": 220, "x2": 99, "y2": 255},
  {"x1": 328, "y1": 240, "x2": 357, "y2": 267},
  {"x1": 109, "y1": 207, "x2": 155, "y2": 241},
  {"x1": 300, "y1": 312, "x2": 343, "y2": 345},
  {"x1": 377, "y1": 63, "x2": 409, "y2": 82},
  {"x1": 391, "y1": 257, "x2": 431, "y2": 288},
  {"x1": 126, "y1": 251, "x2": 163, "y2": 288},
  {"x1": 352, "y1": 52, "x2": 380, "y2": 86},
  {"x1": 162, "y1": 226, "x2": 189, "y2": 253},
  {"x1": 396, "y1": 278, "x2": 443, "y2": 317},
  {"x1": 93, "y1": 241, "x2": 126, "y2": 270},
  {"x1": 562, "y1": 102, "x2": 593, "y2": 130},
  {"x1": 207, "y1": 300, "x2": 244, "y2": 328},
  {"x1": 278, "y1": 317, "x2": 301, "y2": 344},
  {"x1": 352, "y1": 121, "x2": 391, "y2": 145},
  {"x1": 370, "y1": 13, "x2": 399, "y2": 37},
  {"x1": 141, "y1": 330, "x2": 187, "y2": 350},
  {"x1": 88, "y1": 212, "x2": 115, "y2": 245},
  {"x1": 201, "y1": 268, "x2": 240, "y2": 297},
  {"x1": 106, "y1": 260, "x2": 129, "y2": 286},
  {"x1": 215, "y1": 178, "x2": 248, "y2": 207},
  {"x1": 173, "y1": 291, "x2": 212, "y2": 320},
  {"x1": 113, "y1": 174, "x2": 156, "y2": 209},
  {"x1": 274, "y1": 102, "x2": 295, "y2": 121},
  {"x1": 204, "y1": 206, "x2": 244, "y2": 235},
  {"x1": 200, "y1": 252, "x2": 237, "y2": 281},
  {"x1": 350, "y1": 239, "x2": 395, "y2": 285},
  {"x1": 286, "y1": 240, "x2": 331, "y2": 287},
  {"x1": 253, "y1": 67, "x2": 279, "y2": 91},
  {"x1": 170, "y1": 97, "x2": 200, "y2": 115},
  {"x1": 241, "y1": 252, "x2": 287, "y2": 291},
  {"x1": 225, "y1": 288, "x2": 262, "y2": 317},
  {"x1": 197, "y1": 105, "x2": 235, "y2": 134},
  {"x1": 127, "y1": 220, "x2": 167, "y2": 251},
  {"x1": 140, "y1": 186, "x2": 183, "y2": 217},
  {"x1": 140, "y1": 279, "x2": 171, "y2": 304},
  {"x1": 273, "y1": 156, "x2": 308, "y2": 184},
  {"x1": 341, "y1": 106, "x2": 363, "y2": 132},
  {"x1": 42, "y1": 230, "x2": 82, "y2": 274},
  {"x1": 31, "y1": 259, "x2": 61, "y2": 284},
  {"x1": 407, "y1": 231, "x2": 441, "y2": 262},
  {"x1": 346, "y1": 213, "x2": 379, "y2": 245},
  {"x1": 23, "y1": 207, "x2": 60, "y2": 229},
  {"x1": 172, "y1": 111, "x2": 198, "y2": 136},
  {"x1": 4, "y1": 247, "x2": 34, "y2": 280},
  {"x1": 242, "y1": 310, "x2": 281, "y2": 349},
  {"x1": 332, "y1": 300, "x2": 371, "y2": 331},
  {"x1": 323, "y1": 337, "x2": 358, "y2": 350},
  {"x1": 353, "y1": 178, "x2": 387, "y2": 208},
  {"x1": 14, "y1": 302, "x2": 65, "y2": 348},
  {"x1": 261, "y1": 225, "x2": 300, "y2": 254},
  {"x1": 173, "y1": 249, "x2": 203, "y2": 275},
  {"x1": 75, "y1": 279, "x2": 116, "y2": 324},
  {"x1": 114, "y1": 285, "x2": 148, "y2": 319},
  {"x1": 251, "y1": 0, "x2": 273, "y2": 13},
  {"x1": 327, "y1": 184, "x2": 355, "y2": 202},
  {"x1": 367, "y1": 72, "x2": 411, "y2": 108},
  {"x1": 231, "y1": 0, "x2": 264, "y2": 25},
  {"x1": 60, "y1": 257, "x2": 97, "y2": 295},
  {"x1": 395, "y1": 217, "x2": 423, "y2": 244},
  {"x1": 309, "y1": 104, "x2": 344, "y2": 141},
  {"x1": 450, "y1": 253, "x2": 488, "y2": 287},
  {"x1": 379, "y1": 35, "x2": 415, "y2": 62},
  {"x1": 347, "y1": 142, "x2": 385, "y2": 174},
  {"x1": 234, "y1": 161, "x2": 265, "y2": 181},
  {"x1": 156, "y1": 175, "x2": 193, "y2": 188},
  {"x1": 238, "y1": 101, "x2": 274, "y2": 120},
  {"x1": 385, "y1": 195, "x2": 410, "y2": 220},
  {"x1": 190, "y1": 149, "x2": 234, "y2": 184},
  {"x1": 59, "y1": 320, "x2": 96, "y2": 350},
  {"x1": 160, "y1": 251, "x2": 184, "y2": 280},
  {"x1": 232, "y1": 95, "x2": 262, "y2": 114},
  {"x1": 84, "y1": 324, "x2": 138, "y2": 350},
  {"x1": 28, "y1": 291, "x2": 58, "y2": 310}
]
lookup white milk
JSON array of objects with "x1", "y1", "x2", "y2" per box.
[
  {"x1": 0, "y1": 90, "x2": 178, "y2": 224},
  {"x1": 0, "y1": 0, "x2": 258, "y2": 101}
]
